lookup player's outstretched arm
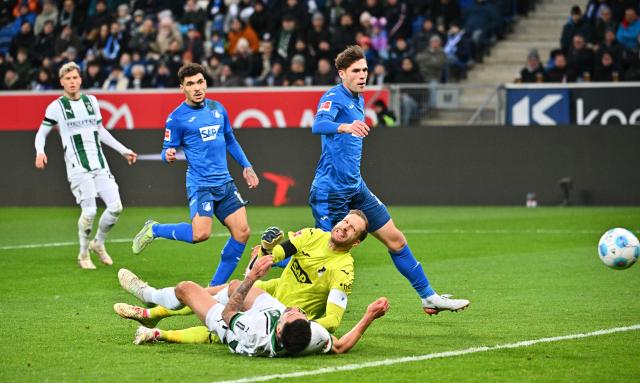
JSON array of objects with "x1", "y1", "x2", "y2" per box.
[
  {"x1": 222, "y1": 255, "x2": 273, "y2": 325},
  {"x1": 331, "y1": 297, "x2": 389, "y2": 354},
  {"x1": 98, "y1": 127, "x2": 137, "y2": 165}
]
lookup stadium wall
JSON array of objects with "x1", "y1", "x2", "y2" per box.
[{"x1": 4, "y1": 126, "x2": 639, "y2": 206}]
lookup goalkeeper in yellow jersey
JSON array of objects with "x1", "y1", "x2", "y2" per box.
[{"x1": 114, "y1": 210, "x2": 369, "y2": 344}]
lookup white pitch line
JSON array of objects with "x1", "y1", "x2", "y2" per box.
[
  {"x1": 213, "y1": 324, "x2": 640, "y2": 383},
  {"x1": 0, "y1": 233, "x2": 231, "y2": 251},
  {"x1": 2, "y1": 228, "x2": 637, "y2": 251}
]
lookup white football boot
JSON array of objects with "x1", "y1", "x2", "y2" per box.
[
  {"x1": 118, "y1": 268, "x2": 149, "y2": 302},
  {"x1": 422, "y1": 294, "x2": 470, "y2": 315},
  {"x1": 89, "y1": 240, "x2": 113, "y2": 265},
  {"x1": 113, "y1": 303, "x2": 161, "y2": 328},
  {"x1": 134, "y1": 326, "x2": 160, "y2": 345},
  {"x1": 77, "y1": 251, "x2": 96, "y2": 270}
]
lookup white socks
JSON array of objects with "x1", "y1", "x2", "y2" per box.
[{"x1": 142, "y1": 287, "x2": 183, "y2": 310}]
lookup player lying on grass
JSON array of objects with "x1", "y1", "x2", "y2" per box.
[
  {"x1": 115, "y1": 210, "x2": 369, "y2": 344},
  {"x1": 117, "y1": 255, "x2": 389, "y2": 356}
]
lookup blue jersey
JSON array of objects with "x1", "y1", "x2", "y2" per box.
[
  {"x1": 311, "y1": 84, "x2": 365, "y2": 192},
  {"x1": 162, "y1": 99, "x2": 251, "y2": 188}
]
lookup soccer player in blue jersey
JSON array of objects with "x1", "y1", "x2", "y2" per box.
[
  {"x1": 132, "y1": 63, "x2": 259, "y2": 287},
  {"x1": 307, "y1": 46, "x2": 470, "y2": 315}
]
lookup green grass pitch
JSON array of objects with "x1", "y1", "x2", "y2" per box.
[{"x1": 1, "y1": 206, "x2": 639, "y2": 382}]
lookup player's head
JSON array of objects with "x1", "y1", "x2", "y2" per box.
[
  {"x1": 331, "y1": 209, "x2": 369, "y2": 248},
  {"x1": 178, "y1": 63, "x2": 207, "y2": 106},
  {"x1": 335, "y1": 45, "x2": 367, "y2": 95},
  {"x1": 277, "y1": 307, "x2": 311, "y2": 355},
  {"x1": 58, "y1": 62, "x2": 82, "y2": 96}
]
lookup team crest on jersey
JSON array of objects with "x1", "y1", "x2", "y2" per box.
[
  {"x1": 199, "y1": 125, "x2": 220, "y2": 142},
  {"x1": 164, "y1": 128, "x2": 171, "y2": 141},
  {"x1": 318, "y1": 101, "x2": 332, "y2": 112}
]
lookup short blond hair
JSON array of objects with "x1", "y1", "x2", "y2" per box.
[{"x1": 58, "y1": 62, "x2": 81, "y2": 79}]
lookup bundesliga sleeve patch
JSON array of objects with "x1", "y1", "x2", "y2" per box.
[
  {"x1": 164, "y1": 128, "x2": 171, "y2": 141},
  {"x1": 318, "y1": 101, "x2": 332, "y2": 112}
]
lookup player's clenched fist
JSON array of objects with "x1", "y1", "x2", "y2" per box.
[
  {"x1": 35, "y1": 153, "x2": 48, "y2": 169},
  {"x1": 165, "y1": 148, "x2": 177, "y2": 163},
  {"x1": 367, "y1": 297, "x2": 389, "y2": 319}
]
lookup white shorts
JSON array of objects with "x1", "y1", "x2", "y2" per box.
[{"x1": 69, "y1": 169, "x2": 119, "y2": 204}]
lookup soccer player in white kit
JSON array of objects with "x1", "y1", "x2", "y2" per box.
[{"x1": 34, "y1": 62, "x2": 137, "y2": 269}]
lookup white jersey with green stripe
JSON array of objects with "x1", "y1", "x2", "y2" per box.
[{"x1": 41, "y1": 94, "x2": 108, "y2": 176}]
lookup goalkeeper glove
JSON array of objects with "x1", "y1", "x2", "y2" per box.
[{"x1": 261, "y1": 226, "x2": 284, "y2": 255}]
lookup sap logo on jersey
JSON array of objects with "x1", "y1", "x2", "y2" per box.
[{"x1": 199, "y1": 125, "x2": 220, "y2": 142}]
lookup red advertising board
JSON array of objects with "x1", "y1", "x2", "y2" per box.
[{"x1": 0, "y1": 87, "x2": 388, "y2": 131}]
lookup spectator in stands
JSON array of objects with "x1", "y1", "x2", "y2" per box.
[
  {"x1": 208, "y1": 30, "x2": 226, "y2": 56},
  {"x1": 332, "y1": 13, "x2": 358, "y2": 54},
  {"x1": 34, "y1": 0, "x2": 58, "y2": 36},
  {"x1": 609, "y1": 0, "x2": 636, "y2": 24},
  {"x1": 616, "y1": 8, "x2": 640, "y2": 51},
  {"x1": 0, "y1": 54, "x2": 8, "y2": 82},
  {"x1": 128, "y1": 9, "x2": 145, "y2": 34},
  {"x1": 623, "y1": 48, "x2": 640, "y2": 80},
  {"x1": 546, "y1": 52, "x2": 576, "y2": 82},
  {"x1": 228, "y1": 17, "x2": 259, "y2": 55},
  {"x1": 215, "y1": 63, "x2": 243, "y2": 87},
  {"x1": 414, "y1": 18, "x2": 443, "y2": 53},
  {"x1": 324, "y1": 0, "x2": 355, "y2": 28},
  {"x1": 12, "y1": 3, "x2": 36, "y2": 32},
  {"x1": 312, "y1": 57, "x2": 337, "y2": 85},
  {"x1": 384, "y1": 0, "x2": 412, "y2": 41},
  {"x1": 155, "y1": 16, "x2": 183, "y2": 55},
  {"x1": 358, "y1": 35, "x2": 380, "y2": 68},
  {"x1": 264, "y1": 60, "x2": 285, "y2": 86},
  {"x1": 464, "y1": 0, "x2": 501, "y2": 61},
  {"x1": 184, "y1": 25, "x2": 205, "y2": 63},
  {"x1": 592, "y1": 5, "x2": 617, "y2": 45},
  {"x1": 274, "y1": 13, "x2": 298, "y2": 60},
  {"x1": 390, "y1": 57, "x2": 424, "y2": 126},
  {"x1": 368, "y1": 63, "x2": 388, "y2": 85},
  {"x1": 357, "y1": 0, "x2": 385, "y2": 18},
  {"x1": 102, "y1": 64, "x2": 129, "y2": 90},
  {"x1": 128, "y1": 64, "x2": 151, "y2": 88},
  {"x1": 443, "y1": 22, "x2": 472, "y2": 80},
  {"x1": 128, "y1": 17, "x2": 156, "y2": 56},
  {"x1": 388, "y1": 36, "x2": 414, "y2": 73},
  {"x1": 518, "y1": 48, "x2": 546, "y2": 83},
  {"x1": 230, "y1": 37, "x2": 259, "y2": 83},
  {"x1": 1, "y1": 68, "x2": 20, "y2": 90},
  {"x1": 58, "y1": 0, "x2": 81, "y2": 33},
  {"x1": 370, "y1": 16, "x2": 389, "y2": 60},
  {"x1": 284, "y1": 54, "x2": 308, "y2": 85},
  {"x1": 31, "y1": 68, "x2": 54, "y2": 90},
  {"x1": 282, "y1": 0, "x2": 310, "y2": 28},
  {"x1": 101, "y1": 22, "x2": 125, "y2": 65},
  {"x1": 415, "y1": 35, "x2": 446, "y2": 83},
  {"x1": 292, "y1": 38, "x2": 312, "y2": 72},
  {"x1": 54, "y1": 25, "x2": 83, "y2": 59},
  {"x1": 181, "y1": 0, "x2": 207, "y2": 36},
  {"x1": 560, "y1": 6, "x2": 591, "y2": 53},
  {"x1": 204, "y1": 53, "x2": 223, "y2": 83},
  {"x1": 430, "y1": 0, "x2": 462, "y2": 32},
  {"x1": 584, "y1": 0, "x2": 609, "y2": 27},
  {"x1": 593, "y1": 51, "x2": 621, "y2": 81},
  {"x1": 115, "y1": 3, "x2": 132, "y2": 35},
  {"x1": 307, "y1": 12, "x2": 332, "y2": 58},
  {"x1": 10, "y1": 21, "x2": 34, "y2": 59},
  {"x1": 598, "y1": 28, "x2": 624, "y2": 63},
  {"x1": 567, "y1": 34, "x2": 595, "y2": 80},
  {"x1": 249, "y1": 0, "x2": 272, "y2": 39},
  {"x1": 373, "y1": 99, "x2": 397, "y2": 127},
  {"x1": 153, "y1": 60, "x2": 177, "y2": 88},
  {"x1": 253, "y1": 39, "x2": 282, "y2": 85},
  {"x1": 33, "y1": 20, "x2": 56, "y2": 62},
  {"x1": 83, "y1": 60, "x2": 105, "y2": 89},
  {"x1": 13, "y1": 48, "x2": 31, "y2": 88},
  {"x1": 85, "y1": 0, "x2": 113, "y2": 34}
]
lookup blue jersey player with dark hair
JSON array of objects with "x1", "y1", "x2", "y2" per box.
[
  {"x1": 132, "y1": 63, "x2": 259, "y2": 287},
  {"x1": 306, "y1": 46, "x2": 470, "y2": 315}
]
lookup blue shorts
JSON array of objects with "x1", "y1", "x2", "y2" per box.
[
  {"x1": 308, "y1": 182, "x2": 391, "y2": 233},
  {"x1": 187, "y1": 181, "x2": 247, "y2": 223}
]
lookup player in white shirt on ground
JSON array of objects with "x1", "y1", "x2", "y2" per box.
[{"x1": 34, "y1": 62, "x2": 137, "y2": 269}]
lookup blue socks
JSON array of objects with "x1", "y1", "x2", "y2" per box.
[
  {"x1": 390, "y1": 245, "x2": 435, "y2": 298},
  {"x1": 152, "y1": 223, "x2": 194, "y2": 243},
  {"x1": 209, "y1": 237, "x2": 246, "y2": 286}
]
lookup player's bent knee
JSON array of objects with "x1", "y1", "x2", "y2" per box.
[
  {"x1": 175, "y1": 281, "x2": 198, "y2": 300},
  {"x1": 107, "y1": 201, "x2": 123, "y2": 216},
  {"x1": 192, "y1": 231, "x2": 211, "y2": 243},
  {"x1": 233, "y1": 225, "x2": 251, "y2": 243}
]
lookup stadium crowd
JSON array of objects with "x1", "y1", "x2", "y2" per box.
[
  {"x1": 518, "y1": 1, "x2": 640, "y2": 82},
  {"x1": 0, "y1": 0, "x2": 525, "y2": 90}
]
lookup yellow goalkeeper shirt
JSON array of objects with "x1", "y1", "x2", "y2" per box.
[{"x1": 256, "y1": 228, "x2": 354, "y2": 326}]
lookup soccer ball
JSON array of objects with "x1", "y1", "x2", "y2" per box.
[{"x1": 598, "y1": 228, "x2": 640, "y2": 270}]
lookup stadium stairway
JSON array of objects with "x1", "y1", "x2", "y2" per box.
[{"x1": 424, "y1": 0, "x2": 575, "y2": 126}]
